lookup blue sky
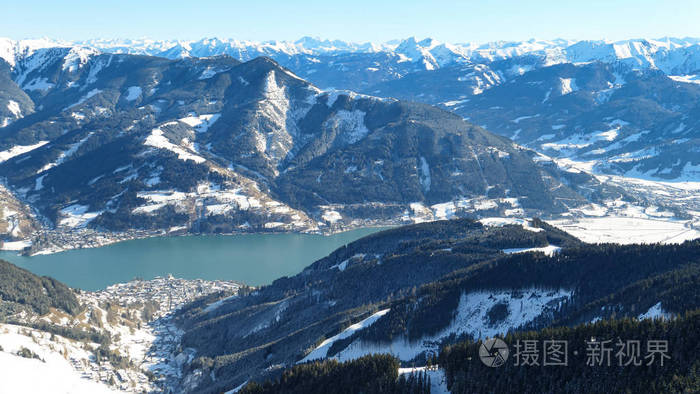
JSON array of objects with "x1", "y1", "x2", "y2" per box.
[{"x1": 3, "y1": 0, "x2": 698, "y2": 43}]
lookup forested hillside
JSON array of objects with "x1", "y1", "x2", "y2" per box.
[
  {"x1": 239, "y1": 355, "x2": 430, "y2": 394},
  {"x1": 169, "y1": 219, "x2": 700, "y2": 392},
  {"x1": 0, "y1": 259, "x2": 80, "y2": 317},
  {"x1": 440, "y1": 310, "x2": 700, "y2": 393}
]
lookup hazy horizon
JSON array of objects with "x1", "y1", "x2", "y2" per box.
[
  {"x1": 4, "y1": 35, "x2": 700, "y2": 47},
  {"x1": 3, "y1": 0, "x2": 698, "y2": 44}
]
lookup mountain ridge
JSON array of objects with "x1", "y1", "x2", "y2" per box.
[
  {"x1": 0, "y1": 50, "x2": 618, "y2": 250},
  {"x1": 168, "y1": 219, "x2": 700, "y2": 392},
  {"x1": 6, "y1": 36, "x2": 700, "y2": 75}
]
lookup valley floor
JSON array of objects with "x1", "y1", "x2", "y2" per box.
[{"x1": 546, "y1": 160, "x2": 700, "y2": 244}]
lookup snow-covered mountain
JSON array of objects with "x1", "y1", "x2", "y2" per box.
[
  {"x1": 6, "y1": 36, "x2": 700, "y2": 76},
  {"x1": 2, "y1": 36, "x2": 697, "y2": 70},
  {"x1": 1, "y1": 47, "x2": 621, "y2": 250},
  {"x1": 416, "y1": 62, "x2": 700, "y2": 181},
  {"x1": 1, "y1": 36, "x2": 699, "y2": 250},
  {"x1": 4, "y1": 36, "x2": 700, "y2": 101}
]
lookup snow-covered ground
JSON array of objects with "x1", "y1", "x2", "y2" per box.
[
  {"x1": 548, "y1": 216, "x2": 699, "y2": 244},
  {"x1": 330, "y1": 287, "x2": 571, "y2": 363},
  {"x1": 299, "y1": 309, "x2": 390, "y2": 363},
  {"x1": 1, "y1": 276, "x2": 240, "y2": 393},
  {"x1": 479, "y1": 217, "x2": 543, "y2": 232},
  {"x1": 178, "y1": 113, "x2": 221, "y2": 133},
  {"x1": 0, "y1": 324, "x2": 117, "y2": 394},
  {"x1": 58, "y1": 204, "x2": 103, "y2": 228},
  {"x1": 406, "y1": 197, "x2": 524, "y2": 223},
  {"x1": 321, "y1": 209, "x2": 342, "y2": 224},
  {"x1": 503, "y1": 245, "x2": 561, "y2": 256},
  {"x1": 144, "y1": 127, "x2": 206, "y2": 163},
  {"x1": 0, "y1": 141, "x2": 49, "y2": 163},
  {"x1": 638, "y1": 302, "x2": 671, "y2": 320},
  {"x1": 0, "y1": 239, "x2": 32, "y2": 250},
  {"x1": 202, "y1": 294, "x2": 237, "y2": 314},
  {"x1": 541, "y1": 159, "x2": 700, "y2": 244}
]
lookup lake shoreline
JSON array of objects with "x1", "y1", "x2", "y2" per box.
[
  {"x1": 7, "y1": 221, "x2": 398, "y2": 257},
  {"x1": 0, "y1": 227, "x2": 388, "y2": 291}
]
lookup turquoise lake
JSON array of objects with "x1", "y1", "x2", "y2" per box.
[{"x1": 0, "y1": 228, "x2": 386, "y2": 291}]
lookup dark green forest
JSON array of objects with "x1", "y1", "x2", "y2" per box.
[
  {"x1": 239, "y1": 355, "x2": 430, "y2": 394},
  {"x1": 0, "y1": 259, "x2": 80, "y2": 317},
  {"x1": 440, "y1": 310, "x2": 700, "y2": 393}
]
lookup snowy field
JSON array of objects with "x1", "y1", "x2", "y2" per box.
[
  {"x1": 548, "y1": 216, "x2": 700, "y2": 244},
  {"x1": 544, "y1": 161, "x2": 700, "y2": 244},
  {"x1": 0, "y1": 324, "x2": 116, "y2": 394}
]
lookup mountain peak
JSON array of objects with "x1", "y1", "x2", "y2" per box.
[
  {"x1": 397, "y1": 36, "x2": 419, "y2": 47},
  {"x1": 417, "y1": 37, "x2": 439, "y2": 48},
  {"x1": 243, "y1": 55, "x2": 282, "y2": 69}
]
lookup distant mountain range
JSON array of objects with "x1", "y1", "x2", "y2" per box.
[
  {"x1": 4, "y1": 36, "x2": 700, "y2": 71},
  {"x1": 5, "y1": 37, "x2": 700, "y2": 85},
  {"x1": 2, "y1": 36, "x2": 699, "y2": 182}
]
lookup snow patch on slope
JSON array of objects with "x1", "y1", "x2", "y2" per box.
[
  {"x1": 324, "y1": 109, "x2": 370, "y2": 144},
  {"x1": 249, "y1": 71, "x2": 305, "y2": 163},
  {"x1": 479, "y1": 217, "x2": 544, "y2": 232},
  {"x1": 65, "y1": 88, "x2": 102, "y2": 110},
  {"x1": 0, "y1": 141, "x2": 49, "y2": 163},
  {"x1": 38, "y1": 133, "x2": 93, "y2": 173},
  {"x1": 299, "y1": 309, "x2": 390, "y2": 363},
  {"x1": 638, "y1": 302, "x2": 671, "y2": 320},
  {"x1": 6, "y1": 100, "x2": 21, "y2": 118},
  {"x1": 62, "y1": 47, "x2": 99, "y2": 72},
  {"x1": 560, "y1": 78, "x2": 578, "y2": 94},
  {"x1": 58, "y1": 204, "x2": 102, "y2": 228},
  {"x1": 179, "y1": 113, "x2": 221, "y2": 133},
  {"x1": 132, "y1": 185, "x2": 267, "y2": 218},
  {"x1": 333, "y1": 288, "x2": 572, "y2": 362},
  {"x1": 503, "y1": 245, "x2": 561, "y2": 257},
  {"x1": 203, "y1": 295, "x2": 237, "y2": 314},
  {"x1": 124, "y1": 86, "x2": 142, "y2": 101},
  {"x1": 419, "y1": 157, "x2": 431, "y2": 193},
  {"x1": 144, "y1": 127, "x2": 206, "y2": 163},
  {"x1": 23, "y1": 77, "x2": 54, "y2": 91}
]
